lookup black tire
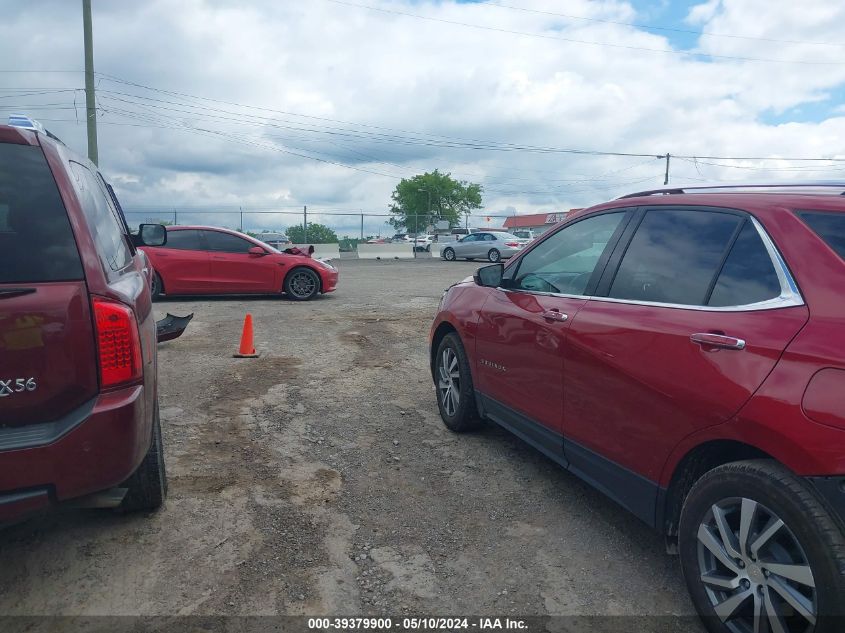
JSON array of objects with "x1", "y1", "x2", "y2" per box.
[
  {"x1": 488, "y1": 249, "x2": 501, "y2": 263},
  {"x1": 150, "y1": 272, "x2": 163, "y2": 301},
  {"x1": 434, "y1": 333, "x2": 482, "y2": 432},
  {"x1": 426, "y1": 245, "x2": 431, "y2": 252},
  {"x1": 679, "y1": 459, "x2": 845, "y2": 633},
  {"x1": 443, "y1": 248, "x2": 456, "y2": 261},
  {"x1": 121, "y1": 405, "x2": 167, "y2": 512},
  {"x1": 284, "y1": 267, "x2": 320, "y2": 301}
]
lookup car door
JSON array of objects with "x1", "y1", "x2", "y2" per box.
[
  {"x1": 562, "y1": 207, "x2": 809, "y2": 524},
  {"x1": 474, "y1": 211, "x2": 630, "y2": 455},
  {"x1": 202, "y1": 230, "x2": 276, "y2": 293},
  {"x1": 148, "y1": 229, "x2": 211, "y2": 294},
  {"x1": 455, "y1": 234, "x2": 480, "y2": 258}
]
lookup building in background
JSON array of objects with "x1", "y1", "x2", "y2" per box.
[{"x1": 502, "y1": 210, "x2": 580, "y2": 236}]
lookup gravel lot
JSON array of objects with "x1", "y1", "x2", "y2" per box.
[{"x1": 0, "y1": 259, "x2": 699, "y2": 628}]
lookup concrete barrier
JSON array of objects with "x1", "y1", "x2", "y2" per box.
[
  {"x1": 357, "y1": 243, "x2": 415, "y2": 259},
  {"x1": 291, "y1": 243, "x2": 340, "y2": 260}
]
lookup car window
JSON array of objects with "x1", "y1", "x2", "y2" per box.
[
  {"x1": 461, "y1": 235, "x2": 478, "y2": 242},
  {"x1": 69, "y1": 161, "x2": 133, "y2": 274},
  {"x1": 203, "y1": 230, "x2": 253, "y2": 253},
  {"x1": 799, "y1": 212, "x2": 845, "y2": 261},
  {"x1": 708, "y1": 221, "x2": 781, "y2": 307},
  {"x1": 482, "y1": 234, "x2": 495, "y2": 241},
  {"x1": 608, "y1": 209, "x2": 742, "y2": 306},
  {"x1": 164, "y1": 229, "x2": 204, "y2": 250},
  {"x1": 0, "y1": 143, "x2": 84, "y2": 283},
  {"x1": 510, "y1": 212, "x2": 625, "y2": 295}
]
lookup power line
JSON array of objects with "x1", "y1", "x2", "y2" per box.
[{"x1": 324, "y1": 0, "x2": 845, "y2": 66}]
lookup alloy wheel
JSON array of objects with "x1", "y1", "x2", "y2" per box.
[
  {"x1": 488, "y1": 249, "x2": 500, "y2": 262},
  {"x1": 444, "y1": 248, "x2": 455, "y2": 261},
  {"x1": 696, "y1": 497, "x2": 816, "y2": 633},
  {"x1": 437, "y1": 348, "x2": 460, "y2": 417},
  {"x1": 290, "y1": 270, "x2": 317, "y2": 299}
]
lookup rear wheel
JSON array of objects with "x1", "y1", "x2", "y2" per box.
[
  {"x1": 285, "y1": 267, "x2": 320, "y2": 301},
  {"x1": 434, "y1": 333, "x2": 482, "y2": 432},
  {"x1": 443, "y1": 248, "x2": 456, "y2": 261},
  {"x1": 150, "y1": 272, "x2": 163, "y2": 301},
  {"x1": 121, "y1": 405, "x2": 167, "y2": 512},
  {"x1": 679, "y1": 460, "x2": 845, "y2": 633},
  {"x1": 488, "y1": 249, "x2": 501, "y2": 263}
]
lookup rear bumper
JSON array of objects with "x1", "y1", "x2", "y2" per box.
[{"x1": 0, "y1": 385, "x2": 148, "y2": 525}]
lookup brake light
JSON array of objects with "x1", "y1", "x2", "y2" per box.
[
  {"x1": 93, "y1": 297, "x2": 142, "y2": 388},
  {"x1": 505, "y1": 241, "x2": 521, "y2": 248}
]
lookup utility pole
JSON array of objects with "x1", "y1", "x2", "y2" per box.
[
  {"x1": 82, "y1": 0, "x2": 99, "y2": 165},
  {"x1": 303, "y1": 205, "x2": 308, "y2": 243},
  {"x1": 239, "y1": 206, "x2": 243, "y2": 232},
  {"x1": 663, "y1": 153, "x2": 671, "y2": 185},
  {"x1": 360, "y1": 213, "x2": 364, "y2": 240}
]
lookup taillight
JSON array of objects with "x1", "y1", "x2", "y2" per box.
[
  {"x1": 93, "y1": 297, "x2": 142, "y2": 389},
  {"x1": 505, "y1": 241, "x2": 521, "y2": 248}
]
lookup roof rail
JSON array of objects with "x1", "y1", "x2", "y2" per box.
[{"x1": 619, "y1": 182, "x2": 845, "y2": 199}]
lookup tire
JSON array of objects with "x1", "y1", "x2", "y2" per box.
[
  {"x1": 284, "y1": 267, "x2": 320, "y2": 301},
  {"x1": 426, "y1": 245, "x2": 431, "y2": 252},
  {"x1": 678, "y1": 459, "x2": 845, "y2": 633},
  {"x1": 150, "y1": 272, "x2": 163, "y2": 301},
  {"x1": 488, "y1": 249, "x2": 501, "y2": 263},
  {"x1": 434, "y1": 333, "x2": 482, "y2": 432},
  {"x1": 121, "y1": 405, "x2": 168, "y2": 512},
  {"x1": 443, "y1": 248, "x2": 456, "y2": 262}
]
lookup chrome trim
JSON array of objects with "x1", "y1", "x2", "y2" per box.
[{"x1": 494, "y1": 218, "x2": 804, "y2": 313}]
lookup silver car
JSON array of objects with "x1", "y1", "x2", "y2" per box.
[{"x1": 439, "y1": 231, "x2": 524, "y2": 262}]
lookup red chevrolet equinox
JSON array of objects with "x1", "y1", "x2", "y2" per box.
[
  {"x1": 431, "y1": 184, "x2": 845, "y2": 633},
  {"x1": 0, "y1": 121, "x2": 168, "y2": 525}
]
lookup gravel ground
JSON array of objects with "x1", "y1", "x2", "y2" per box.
[{"x1": 0, "y1": 259, "x2": 700, "y2": 629}]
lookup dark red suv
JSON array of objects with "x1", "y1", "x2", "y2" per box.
[
  {"x1": 0, "y1": 121, "x2": 168, "y2": 525},
  {"x1": 431, "y1": 184, "x2": 845, "y2": 633}
]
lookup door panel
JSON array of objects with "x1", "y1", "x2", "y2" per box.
[
  {"x1": 152, "y1": 248, "x2": 211, "y2": 294},
  {"x1": 209, "y1": 252, "x2": 276, "y2": 293},
  {"x1": 563, "y1": 302, "x2": 809, "y2": 482},
  {"x1": 476, "y1": 289, "x2": 586, "y2": 436}
]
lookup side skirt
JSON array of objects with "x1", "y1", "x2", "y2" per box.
[{"x1": 476, "y1": 391, "x2": 662, "y2": 529}]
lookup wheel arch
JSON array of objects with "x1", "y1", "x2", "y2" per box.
[
  {"x1": 284, "y1": 264, "x2": 323, "y2": 295},
  {"x1": 430, "y1": 321, "x2": 459, "y2": 380},
  {"x1": 659, "y1": 439, "x2": 773, "y2": 540}
]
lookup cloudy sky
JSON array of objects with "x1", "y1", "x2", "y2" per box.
[{"x1": 2, "y1": 0, "x2": 845, "y2": 237}]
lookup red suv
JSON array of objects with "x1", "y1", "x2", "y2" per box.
[
  {"x1": 139, "y1": 226, "x2": 338, "y2": 301},
  {"x1": 431, "y1": 184, "x2": 845, "y2": 633},
  {"x1": 0, "y1": 121, "x2": 168, "y2": 525}
]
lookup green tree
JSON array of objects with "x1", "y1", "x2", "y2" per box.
[
  {"x1": 286, "y1": 222, "x2": 339, "y2": 244},
  {"x1": 389, "y1": 170, "x2": 483, "y2": 232}
]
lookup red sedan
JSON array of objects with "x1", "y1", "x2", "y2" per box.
[{"x1": 139, "y1": 226, "x2": 338, "y2": 301}]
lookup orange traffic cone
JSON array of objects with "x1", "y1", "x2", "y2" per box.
[{"x1": 233, "y1": 313, "x2": 260, "y2": 358}]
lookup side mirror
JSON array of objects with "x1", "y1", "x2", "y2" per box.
[
  {"x1": 138, "y1": 223, "x2": 167, "y2": 247},
  {"x1": 474, "y1": 263, "x2": 504, "y2": 288},
  {"x1": 248, "y1": 246, "x2": 267, "y2": 256}
]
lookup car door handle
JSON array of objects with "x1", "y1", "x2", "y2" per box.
[
  {"x1": 690, "y1": 333, "x2": 746, "y2": 350},
  {"x1": 542, "y1": 309, "x2": 568, "y2": 322}
]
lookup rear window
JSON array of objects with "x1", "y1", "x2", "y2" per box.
[
  {"x1": 800, "y1": 212, "x2": 845, "y2": 260},
  {"x1": 0, "y1": 143, "x2": 84, "y2": 283}
]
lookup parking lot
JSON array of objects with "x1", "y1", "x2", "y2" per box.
[{"x1": 0, "y1": 259, "x2": 697, "y2": 625}]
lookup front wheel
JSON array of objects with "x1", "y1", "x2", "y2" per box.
[
  {"x1": 284, "y1": 267, "x2": 320, "y2": 301},
  {"x1": 443, "y1": 248, "x2": 456, "y2": 261},
  {"x1": 679, "y1": 460, "x2": 845, "y2": 633},
  {"x1": 434, "y1": 333, "x2": 482, "y2": 432},
  {"x1": 487, "y1": 249, "x2": 501, "y2": 262}
]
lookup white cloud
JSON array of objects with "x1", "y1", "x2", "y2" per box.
[{"x1": 1, "y1": 0, "x2": 844, "y2": 236}]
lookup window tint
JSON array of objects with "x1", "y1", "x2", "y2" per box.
[
  {"x1": 461, "y1": 235, "x2": 479, "y2": 242},
  {"x1": 164, "y1": 229, "x2": 204, "y2": 250},
  {"x1": 511, "y1": 212, "x2": 624, "y2": 295},
  {"x1": 483, "y1": 233, "x2": 495, "y2": 241},
  {"x1": 69, "y1": 162, "x2": 132, "y2": 274},
  {"x1": 800, "y1": 212, "x2": 845, "y2": 260},
  {"x1": 203, "y1": 230, "x2": 253, "y2": 253},
  {"x1": 608, "y1": 209, "x2": 741, "y2": 306},
  {"x1": 709, "y1": 221, "x2": 781, "y2": 307},
  {"x1": 0, "y1": 144, "x2": 84, "y2": 283}
]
